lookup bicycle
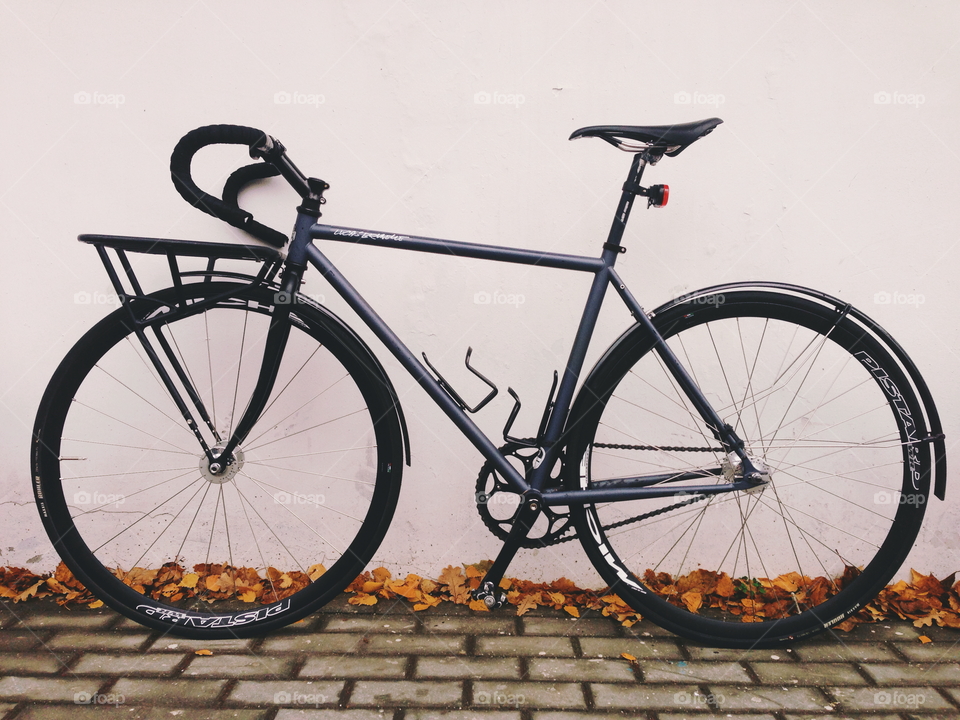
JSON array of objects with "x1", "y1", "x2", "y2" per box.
[{"x1": 31, "y1": 119, "x2": 946, "y2": 647}]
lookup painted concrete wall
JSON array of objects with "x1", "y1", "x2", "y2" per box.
[{"x1": 2, "y1": 1, "x2": 957, "y2": 584}]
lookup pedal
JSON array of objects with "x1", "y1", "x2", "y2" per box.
[{"x1": 472, "y1": 581, "x2": 506, "y2": 610}]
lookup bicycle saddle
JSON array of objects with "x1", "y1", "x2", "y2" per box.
[{"x1": 570, "y1": 118, "x2": 723, "y2": 157}]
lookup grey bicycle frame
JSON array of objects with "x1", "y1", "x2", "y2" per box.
[{"x1": 274, "y1": 157, "x2": 762, "y2": 508}]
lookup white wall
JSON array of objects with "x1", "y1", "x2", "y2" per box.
[{"x1": 2, "y1": 1, "x2": 957, "y2": 585}]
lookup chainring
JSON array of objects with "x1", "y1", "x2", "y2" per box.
[{"x1": 475, "y1": 443, "x2": 574, "y2": 548}]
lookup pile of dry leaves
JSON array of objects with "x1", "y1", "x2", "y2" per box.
[{"x1": 2, "y1": 561, "x2": 957, "y2": 632}]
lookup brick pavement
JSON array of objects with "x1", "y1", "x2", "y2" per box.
[{"x1": 1, "y1": 595, "x2": 958, "y2": 719}]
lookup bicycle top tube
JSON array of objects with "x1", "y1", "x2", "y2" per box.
[{"x1": 310, "y1": 223, "x2": 605, "y2": 272}]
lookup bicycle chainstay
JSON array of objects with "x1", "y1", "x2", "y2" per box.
[{"x1": 476, "y1": 442, "x2": 717, "y2": 546}]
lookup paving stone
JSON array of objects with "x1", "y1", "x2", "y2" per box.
[
  {"x1": 687, "y1": 646, "x2": 798, "y2": 662},
  {"x1": 0, "y1": 633, "x2": 42, "y2": 652},
  {"x1": 0, "y1": 653, "x2": 70, "y2": 674},
  {"x1": 521, "y1": 617, "x2": 618, "y2": 637},
  {"x1": 0, "y1": 702, "x2": 15, "y2": 717},
  {"x1": 578, "y1": 636, "x2": 683, "y2": 660},
  {"x1": 350, "y1": 680, "x2": 463, "y2": 707},
  {"x1": 944, "y1": 687, "x2": 960, "y2": 706},
  {"x1": 407, "y1": 712, "x2": 519, "y2": 720},
  {"x1": 45, "y1": 632, "x2": 150, "y2": 652},
  {"x1": 750, "y1": 661, "x2": 867, "y2": 685},
  {"x1": 785, "y1": 715, "x2": 903, "y2": 720},
  {"x1": 526, "y1": 657, "x2": 634, "y2": 682},
  {"x1": 8, "y1": 612, "x2": 115, "y2": 632},
  {"x1": 641, "y1": 659, "x2": 752, "y2": 684},
  {"x1": 830, "y1": 686, "x2": 955, "y2": 712},
  {"x1": 0, "y1": 676, "x2": 100, "y2": 702},
  {"x1": 276, "y1": 711, "x2": 394, "y2": 720},
  {"x1": 111, "y1": 677, "x2": 226, "y2": 704},
  {"x1": 892, "y1": 640, "x2": 960, "y2": 663},
  {"x1": 14, "y1": 709, "x2": 269, "y2": 720},
  {"x1": 792, "y1": 642, "x2": 900, "y2": 662},
  {"x1": 862, "y1": 661, "x2": 960, "y2": 685},
  {"x1": 363, "y1": 634, "x2": 466, "y2": 655},
  {"x1": 185, "y1": 653, "x2": 296, "y2": 678},
  {"x1": 261, "y1": 633, "x2": 367, "y2": 654},
  {"x1": 709, "y1": 686, "x2": 828, "y2": 712},
  {"x1": 300, "y1": 655, "x2": 406, "y2": 679},
  {"x1": 661, "y1": 715, "x2": 779, "y2": 720},
  {"x1": 146, "y1": 636, "x2": 254, "y2": 652},
  {"x1": 841, "y1": 624, "x2": 924, "y2": 641},
  {"x1": 70, "y1": 652, "x2": 184, "y2": 676},
  {"x1": 475, "y1": 636, "x2": 574, "y2": 657},
  {"x1": 422, "y1": 616, "x2": 515, "y2": 636},
  {"x1": 590, "y1": 683, "x2": 702, "y2": 710},
  {"x1": 323, "y1": 615, "x2": 418, "y2": 633},
  {"x1": 473, "y1": 681, "x2": 583, "y2": 710},
  {"x1": 228, "y1": 679, "x2": 342, "y2": 707},
  {"x1": 417, "y1": 656, "x2": 521, "y2": 680}
]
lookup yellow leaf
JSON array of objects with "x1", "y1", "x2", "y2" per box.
[
  {"x1": 516, "y1": 594, "x2": 538, "y2": 616},
  {"x1": 307, "y1": 564, "x2": 326, "y2": 582},
  {"x1": 468, "y1": 599, "x2": 490, "y2": 612},
  {"x1": 348, "y1": 594, "x2": 378, "y2": 606},
  {"x1": 194, "y1": 649, "x2": 213, "y2": 656},
  {"x1": 413, "y1": 603, "x2": 429, "y2": 611},
  {"x1": 919, "y1": 635, "x2": 932, "y2": 644},
  {"x1": 681, "y1": 591, "x2": 703, "y2": 613},
  {"x1": 563, "y1": 605, "x2": 580, "y2": 618},
  {"x1": 88, "y1": 600, "x2": 103, "y2": 609},
  {"x1": 179, "y1": 573, "x2": 199, "y2": 588},
  {"x1": 621, "y1": 652, "x2": 637, "y2": 662},
  {"x1": 204, "y1": 575, "x2": 220, "y2": 592},
  {"x1": 362, "y1": 581, "x2": 384, "y2": 594},
  {"x1": 239, "y1": 590, "x2": 256, "y2": 603},
  {"x1": 621, "y1": 618, "x2": 636, "y2": 628},
  {"x1": 279, "y1": 574, "x2": 293, "y2": 589},
  {"x1": 372, "y1": 567, "x2": 391, "y2": 583}
]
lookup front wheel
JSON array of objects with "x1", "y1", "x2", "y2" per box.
[
  {"x1": 32, "y1": 282, "x2": 404, "y2": 638},
  {"x1": 566, "y1": 290, "x2": 930, "y2": 647}
]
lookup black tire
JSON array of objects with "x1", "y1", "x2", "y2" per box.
[
  {"x1": 32, "y1": 282, "x2": 404, "y2": 638},
  {"x1": 566, "y1": 290, "x2": 930, "y2": 647}
]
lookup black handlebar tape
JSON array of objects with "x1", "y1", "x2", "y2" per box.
[{"x1": 222, "y1": 162, "x2": 282, "y2": 208}]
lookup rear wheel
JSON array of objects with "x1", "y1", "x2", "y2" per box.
[
  {"x1": 32, "y1": 282, "x2": 403, "y2": 638},
  {"x1": 567, "y1": 290, "x2": 929, "y2": 647}
]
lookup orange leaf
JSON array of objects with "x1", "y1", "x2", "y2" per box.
[
  {"x1": 307, "y1": 564, "x2": 326, "y2": 582},
  {"x1": 239, "y1": 590, "x2": 256, "y2": 603},
  {"x1": 372, "y1": 567, "x2": 391, "y2": 583},
  {"x1": 468, "y1": 599, "x2": 489, "y2": 612},
  {"x1": 564, "y1": 605, "x2": 580, "y2": 618},
  {"x1": 179, "y1": 573, "x2": 199, "y2": 589},
  {"x1": 919, "y1": 635, "x2": 932, "y2": 644},
  {"x1": 621, "y1": 652, "x2": 637, "y2": 662},
  {"x1": 348, "y1": 593, "x2": 378, "y2": 606},
  {"x1": 88, "y1": 600, "x2": 103, "y2": 609},
  {"x1": 194, "y1": 649, "x2": 213, "y2": 656},
  {"x1": 413, "y1": 603, "x2": 430, "y2": 611},
  {"x1": 681, "y1": 591, "x2": 702, "y2": 613},
  {"x1": 516, "y1": 594, "x2": 538, "y2": 616}
]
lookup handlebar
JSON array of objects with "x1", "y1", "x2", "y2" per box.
[{"x1": 170, "y1": 124, "x2": 312, "y2": 248}]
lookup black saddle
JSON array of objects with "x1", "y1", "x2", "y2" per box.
[{"x1": 570, "y1": 118, "x2": 723, "y2": 157}]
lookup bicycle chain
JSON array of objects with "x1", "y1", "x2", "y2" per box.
[{"x1": 592, "y1": 442, "x2": 723, "y2": 453}]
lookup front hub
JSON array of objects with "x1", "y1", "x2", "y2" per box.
[{"x1": 200, "y1": 446, "x2": 245, "y2": 484}]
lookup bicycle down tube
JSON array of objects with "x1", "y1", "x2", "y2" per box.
[{"x1": 302, "y1": 221, "x2": 761, "y2": 506}]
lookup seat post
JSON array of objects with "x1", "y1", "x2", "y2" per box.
[{"x1": 601, "y1": 153, "x2": 647, "y2": 261}]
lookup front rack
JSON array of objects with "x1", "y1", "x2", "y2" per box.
[{"x1": 80, "y1": 234, "x2": 284, "y2": 318}]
